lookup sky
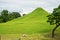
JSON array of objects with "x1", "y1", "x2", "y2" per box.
[{"x1": 0, "y1": 0, "x2": 60, "y2": 15}]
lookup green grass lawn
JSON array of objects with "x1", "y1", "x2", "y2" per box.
[
  {"x1": 0, "y1": 8, "x2": 60, "y2": 40},
  {"x1": 0, "y1": 8, "x2": 53, "y2": 34}
]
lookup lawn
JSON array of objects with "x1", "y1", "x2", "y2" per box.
[{"x1": 0, "y1": 8, "x2": 59, "y2": 40}]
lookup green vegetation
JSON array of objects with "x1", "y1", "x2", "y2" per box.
[
  {"x1": 1, "y1": 10, "x2": 9, "y2": 22},
  {"x1": 0, "y1": 7, "x2": 60, "y2": 40},
  {"x1": 0, "y1": 10, "x2": 21, "y2": 23},
  {"x1": 0, "y1": 8, "x2": 53, "y2": 34},
  {"x1": 23, "y1": 14, "x2": 26, "y2": 16},
  {"x1": 8, "y1": 12, "x2": 21, "y2": 20},
  {"x1": 47, "y1": 5, "x2": 60, "y2": 38}
]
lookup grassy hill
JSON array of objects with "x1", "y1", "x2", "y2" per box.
[{"x1": 0, "y1": 7, "x2": 53, "y2": 34}]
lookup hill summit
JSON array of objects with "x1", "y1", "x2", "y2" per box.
[{"x1": 30, "y1": 7, "x2": 48, "y2": 15}]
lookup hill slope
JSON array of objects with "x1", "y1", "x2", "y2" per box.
[
  {"x1": 6, "y1": 8, "x2": 48, "y2": 24},
  {"x1": 0, "y1": 8, "x2": 53, "y2": 34}
]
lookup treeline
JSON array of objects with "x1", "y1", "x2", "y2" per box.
[{"x1": 0, "y1": 10, "x2": 21, "y2": 23}]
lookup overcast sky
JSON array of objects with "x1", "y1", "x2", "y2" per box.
[{"x1": 0, "y1": 0, "x2": 60, "y2": 14}]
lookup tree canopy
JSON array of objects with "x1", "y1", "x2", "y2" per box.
[
  {"x1": 1, "y1": 10, "x2": 8, "y2": 22},
  {"x1": 0, "y1": 10, "x2": 21, "y2": 23},
  {"x1": 8, "y1": 12, "x2": 21, "y2": 20}
]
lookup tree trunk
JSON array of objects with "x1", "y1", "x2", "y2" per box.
[{"x1": 52, "y1": 24, "x2": 59, "y2": 38}]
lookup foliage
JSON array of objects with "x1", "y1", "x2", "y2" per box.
[
  {"x1": 1, "y1": 10, "x2": 9, "y2": 22},
  {"x1": 23, "y1": 14, "x2": 26, "y2": 16},
  {"x1": 47, "y1": 5, "x2": 60, "y2": 38},
  {"x1": 8, "y1": 12, "x2": 21, "y2": 20},
  {"x1": 0, "y1": 16, "x2": 3, "y2": 23},
  {"x1": 0, "y1": 10, "x2": 21, "y2": 23},
  {"x1": 47, "y1": 5, "x2": 60, "y2": 25}
]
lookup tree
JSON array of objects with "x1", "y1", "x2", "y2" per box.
[
  {"x1": 8, "y1": 12, "x2": 21, "y2": 20},
  {"x1": 0, "y1": 16, "x2": 3, "y2": 23},
  {"x1": 47, "y1": 5, "x2": 60, "y2": 38},
  {"x1": 1, "y1": 10, "x2": 9, "y2": 22},
  {"x1": 23, "y1": 14, "x2": 26, "y2": 16}
]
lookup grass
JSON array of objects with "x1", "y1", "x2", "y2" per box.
[
  {"x1": 0, "y1": 22, "x2": 53, "y2": 34},
  {"x1": 1, "y1": 33, "x2": 53, "y2": 40},
  {"x1": 0, "y1": 8, "x2": 53, "y2": 34},
  {"x1": 0, "y1": 7, "x2": 59, "y2": 40}
]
